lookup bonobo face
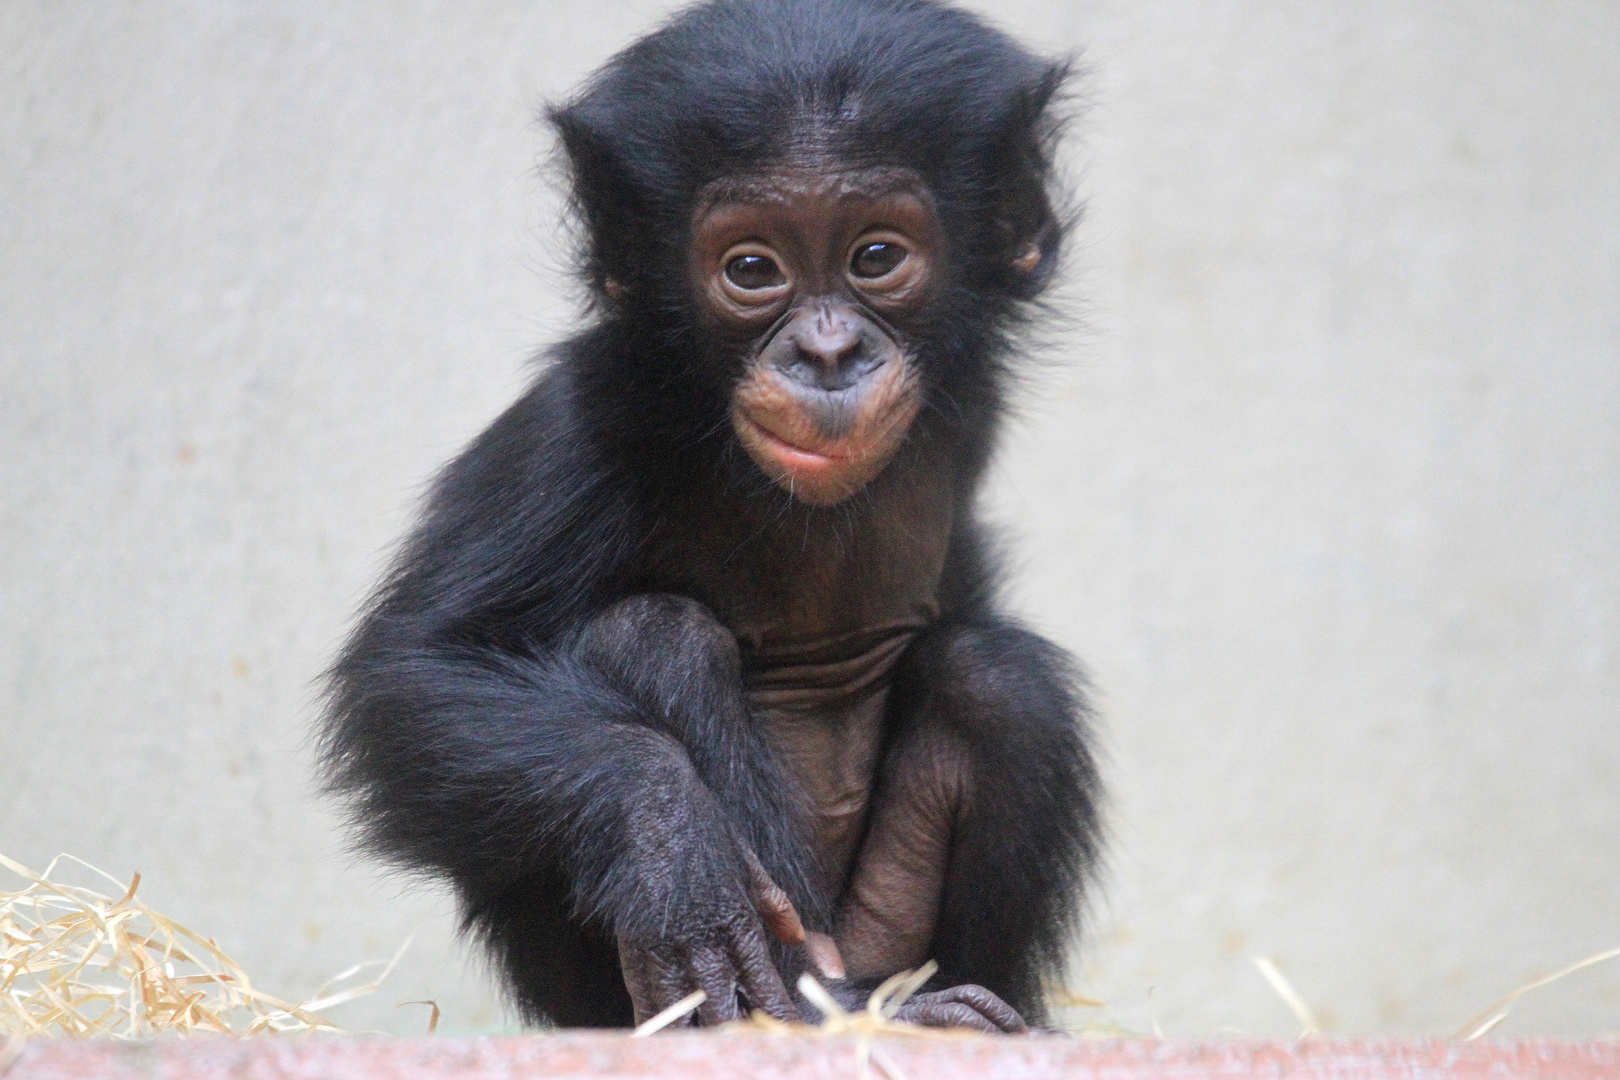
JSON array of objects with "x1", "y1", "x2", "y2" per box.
[{"x1": 691, "y1": 167, "x2": 942, "y2": 505}]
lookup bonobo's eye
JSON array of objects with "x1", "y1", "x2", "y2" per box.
[
  {"x1": 724, "y1": 254, "x2": 786, "y2": 291},
  {"x1": 712, "y1": 242, "x2": 791, "y2": 313},
  {"x1": 850, "y1": 242, "x2": 907, "y2": 279},
  {"x1": 716, "y1": 241, "x2": 790, "y2": 312}
]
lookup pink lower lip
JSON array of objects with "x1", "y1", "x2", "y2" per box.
[{"x1": 747, "y1": 418, "x2": 847, "y2": 469}]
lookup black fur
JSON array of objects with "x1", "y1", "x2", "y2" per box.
[{"x1": 320, "y1": 0, "x2": 1099, "y2": 1027}]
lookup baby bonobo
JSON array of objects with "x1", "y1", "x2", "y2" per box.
[{"x1": 320, "y1": 0, "x2": 1100, "y2": 1032}]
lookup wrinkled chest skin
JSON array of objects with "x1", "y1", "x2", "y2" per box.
[
  {"x1": 743, "y1": 621, "x2": 927, "y2": 891},
  {"x1": 639, "y1": 450, "x2": 955, "y2": 894}
]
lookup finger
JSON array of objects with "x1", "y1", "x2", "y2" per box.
[
  {"x1": 728, "y1": 921, "x2": 797, "y2": 1021},
  {"x1": 742, "y1": 847, "x2": 806, "y2": 945},
  {"x1": 690, "y1": 943, "x2": 741, "y2": 1026},
  {"x1": 618, "y1": 943, "x2": 659, "y2": 1025},
  {"x1": 619, "y1": 941, "x2": 696, "y2": 1027},
  {"x1": 901, "y1": 1001, "x2": 998, "y2": 1033},
  {"x1": 647, "y1": 972, "x2": 699, "y2": 1029},
  {"x1": 804, "y1": 930, "x2": 846, "y2": 979},
  {"x1": 922, "y1": 985, "x2": 1028, "y2": 1033},
  {"x1": 740, "y1": 848, "x2": 843, "y2": 981},
  {"x1": 621, "y1": 964, "x2": 658, "y2": 1025}
]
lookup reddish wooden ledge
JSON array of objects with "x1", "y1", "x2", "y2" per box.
[{"x1": 5, "y1": 1034, "x2": 1618, "y2": 1080}]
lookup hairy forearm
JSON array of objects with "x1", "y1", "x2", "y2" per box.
[{"x1": 322, "y1": 631, "x2": 747, "y2": 938}]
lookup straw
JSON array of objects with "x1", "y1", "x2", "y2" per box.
[{"x1": 0, "y1": 852, "x2": 400, "y2": 1040}]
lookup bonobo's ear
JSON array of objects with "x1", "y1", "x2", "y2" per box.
[
  {"x1": 991, "y1": 60, "x2": 1070, "y2": 300},
  {"x1": 548, "y1": 98, "x2": 647, "y2": 305},
  {"x1": 1001, "y1": 185, "x2": 1060, "y2": 299}
]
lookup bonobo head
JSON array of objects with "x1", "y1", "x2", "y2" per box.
[{"x1": 551, "y1": 0, "x2": 1069, "y2": 504}]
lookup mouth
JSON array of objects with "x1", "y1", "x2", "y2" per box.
[
  {"x1": 729, "y1": 355, "x2": 920, "y2": 506},
  {"x1": 737, "y1": 411, "x2": 852, "y2": 471}
]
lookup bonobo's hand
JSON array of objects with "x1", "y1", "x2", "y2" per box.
[
  {"x1": 618, "y1": 849, "x2": 822, "y2": 1027},
  {"x1": 889, "y1": 984, "x2": 1029, "y2": 1034}
]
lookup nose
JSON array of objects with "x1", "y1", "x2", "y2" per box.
[{"x1": 779, "y1": 305, "x2": 879, "y2": 391}]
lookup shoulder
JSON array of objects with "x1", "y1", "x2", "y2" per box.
[{"x1": 386, "y1": 349, "x2": 652, "y2": 640}]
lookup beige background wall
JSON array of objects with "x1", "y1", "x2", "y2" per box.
[{"x1": 2, "y1": 1, "x2": 1616, "y2": 1037}]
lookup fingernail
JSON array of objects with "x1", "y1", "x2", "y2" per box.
[{"x1": 805, "y1": 932, "x2": 846, "y2": 979}]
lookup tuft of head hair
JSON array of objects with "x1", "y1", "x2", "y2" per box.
[{"x1": 549, "y1": 0, "x2": 1071, "y2": 316}]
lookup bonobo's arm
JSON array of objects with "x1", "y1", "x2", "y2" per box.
[
  {"x1": 324, "y1": 583, "x2": 824, "y2": 1027},
  {"x1": 573, "y1": 594, "x2": 828, "y2": 1024},
  {"x1": 834, "y1": 618, "x2": 1099, "y2": 1029}
]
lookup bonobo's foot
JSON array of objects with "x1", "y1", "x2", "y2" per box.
[{"x1": 890, "y1": 984, "x2": 1028, "y2": 1033}]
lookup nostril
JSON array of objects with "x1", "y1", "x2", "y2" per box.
[
  {"x1": 769, "y1": 309, "x2": 883, "y2": 391},
  {"x1": 798, "y1": 327, "x2": 862, "y2": 369},
  {"x1": 790, "y1": 337, "x2": 874, "y2": 391}
]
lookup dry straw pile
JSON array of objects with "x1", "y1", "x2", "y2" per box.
[{"x1": 0, "y1": 852, "x2": 399, "y2": 1040}]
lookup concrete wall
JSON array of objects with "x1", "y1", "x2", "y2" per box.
[{"x1": 2, "y1": 0, "x2": 1615, "y2": 1037}]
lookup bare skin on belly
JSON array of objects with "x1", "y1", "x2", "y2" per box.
[{"x1": 744, "y1": 624, "x2": 971, "y2": 982}]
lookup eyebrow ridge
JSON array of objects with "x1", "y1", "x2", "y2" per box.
[{"x1": 694, "y1": 166, "x2": 924, "y2": 215}]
